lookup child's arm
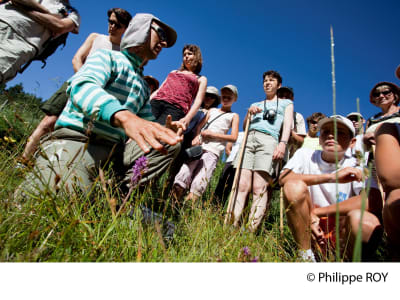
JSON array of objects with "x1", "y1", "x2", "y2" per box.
[
  {"x1": 191, "y1": 109, "x2": 211, "y2": 146},
  {"x1": 279, "y1": 167, "x2": 363, "y2": 187},
  {"x1": 201, "y1": 113, "x2": 239, "y2": 143},
  {"x1": 313, "y1": 192, "x2": 367, "y2": 217},
  {"x1": 225, "y1": 142, "x2": 233, "y2": 157}
]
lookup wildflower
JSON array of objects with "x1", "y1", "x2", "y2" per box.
[
  {"x1": 251, "y1": 256, "x2": 259, "y2": 262},
  {"x1": 131, "y1": 156, "x2": 149, "y2": 186},
  {"x1": 243, "y1": 246, "x2": 250, "y2": 256}
]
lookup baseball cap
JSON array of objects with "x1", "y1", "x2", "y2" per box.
[
  {"x1": 318, "y1": 115, "x2": 355, "y2": 138},
  {"x1": 346, "y1": 112, "x2": 364, "y2": 120},
  {"x1": 121, "y1": 13, "x2": 177, "y2": 50},
  {"x1": 221, "y1": 84, "x2": 238, "y2": 97},
  {"x1": 396, "y1": 64, "x2": 400, "y2": 80}
]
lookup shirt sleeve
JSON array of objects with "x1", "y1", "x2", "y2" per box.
[
  {"x1": 281, "y1": 148, "x2": 308, "y2": 174},
  {"x1": 66, "y1": 49, "x2": 126, "y2": 125},
  {"x1": 295, "y1": 113, "x2": 307, "y2": 135}
]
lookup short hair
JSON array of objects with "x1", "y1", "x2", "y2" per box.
[
  {"x1": 262, "y1": 70, "x2": 282, "y2": 85},
  {"x1": 107, "y1": 8, "x2": 132, "y2": 28},
  {"x1": 306, "y1": 112, "x2": 326, "y2": 124},
  {"x1": 180, "y1": 44, "x2": 203, "y2": 74}
]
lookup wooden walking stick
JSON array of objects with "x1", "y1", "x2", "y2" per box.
[
  {"x1": 279, "y1": 187, "x2": 284, "y2": 237},
  {"x1": 225, "y1": 114, "x2": 251, "y2": 225}
]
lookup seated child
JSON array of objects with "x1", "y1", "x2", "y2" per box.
[
  {"x1": 279, "y1": 115, "x2": 381, "y2": 261},
  {"x1": 172, "y1": 85, "x2": 239, "y2": 204}
]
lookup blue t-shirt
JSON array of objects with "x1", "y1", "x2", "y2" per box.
[{"x1": 249, "y1": 98, "x2": 293, "y2": 141}]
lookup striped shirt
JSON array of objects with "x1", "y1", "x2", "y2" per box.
[{"x1": 56, "y1": 49, "x2": 154, "y2": 143}]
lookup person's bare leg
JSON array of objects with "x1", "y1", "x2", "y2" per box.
[
  {"x1": 375, "y1": 124, "x2": 400, "y2": 258},
  {"x1": 247, "y1": 171, "x2": 270, "y2": 232},
  {"x1": 345, "y1": 209, "x2": 382, "y2": 260},
  {"x1": 22, "y1": 115, "x2": 58, "y2": 161},
  {"x1": 232, "y1": 169, "x2": 252, "y2": 227},
  {"x1": 283, "y1": 179, "x2": 313, "y2": 249}
]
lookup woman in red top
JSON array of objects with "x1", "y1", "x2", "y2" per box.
[{"x1": 151, "y1": 44, "x2": 207, "y2": 128}]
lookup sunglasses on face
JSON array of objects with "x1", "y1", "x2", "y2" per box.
[
  {"x1": 373, "y1": 90, "x2": 392, "y2": 98},
  {"x1": 108, "y1": 19, "x2": 122, "y2": 29},
  {"x1": 309, "y1": 120, "x2": 318, "y2": 125},
  {"x1": 151, "y1": 24, "x2": 167, "y2": 43}
]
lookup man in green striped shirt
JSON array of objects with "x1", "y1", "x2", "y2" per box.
[{"x1": 17, "y1": 13, "x2": 184, "y2": 197}]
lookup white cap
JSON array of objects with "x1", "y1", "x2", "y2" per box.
[
  {"x1": 221, "y1": 84, "x2": 238, "y2": 97},
  {"x1": 318, "y1": 115, "x2": 355, "y2": 137}
]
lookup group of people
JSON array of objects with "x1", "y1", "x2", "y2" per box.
[{"x1": 2, "y1": 1, "x2": 400, "y2": 262}]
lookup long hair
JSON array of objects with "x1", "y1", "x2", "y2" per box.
[{"x1": 179, "y1": 44, "x2": 203, "y2": 74}]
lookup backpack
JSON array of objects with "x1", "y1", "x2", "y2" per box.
[{"x1": 19, "y1": 32, "x2": 69, "y2": 73}]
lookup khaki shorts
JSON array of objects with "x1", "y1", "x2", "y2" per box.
[
  {"x1": 41, "y1": 81, "x2": 69, "y2": 116},
  {"x1": 234, "y1": 130, "x2": 278, "y2": 176},
  {"x1": 0, "y1": 21, "x2": 36, "y2": 84}
]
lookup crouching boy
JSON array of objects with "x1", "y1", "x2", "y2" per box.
[{"x1": 279, "y1": 115, "x2": 381, "y2": 261}]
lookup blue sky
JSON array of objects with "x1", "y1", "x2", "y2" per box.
[{"x1": 6, "y1": 0, "x2": 400, "y2": 129}]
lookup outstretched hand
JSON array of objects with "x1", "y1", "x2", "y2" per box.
[
  {"x1": 165, "y1": 115, "x2": 186, "y2": 136},
  {"x1": 113, "y1": 111, "x2": 183, "y2": 154}
]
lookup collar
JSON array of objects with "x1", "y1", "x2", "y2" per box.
[{"x1": 122, "y1": 50, "x2": 144, "y2": 74}]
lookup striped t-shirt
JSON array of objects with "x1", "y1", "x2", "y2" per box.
[{"x1": 56, "y1": 49, "x2": 154, "y2": 143}]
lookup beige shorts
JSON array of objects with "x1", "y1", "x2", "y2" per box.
[{"x1": 234, "y1": 130, "x2": 278, "y2": 176}]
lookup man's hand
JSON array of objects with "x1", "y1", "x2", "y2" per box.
[
  {"x1": 112, "y1": 110, "x2": 182, "y2": 154},
  {"x1": 165, "y1": 115, "x2": 186, "y2": 136},
  {"x1": 272, "y1": 142, "x2": 286, "y2": 160},
  {"x1": 330, "y1": 167, "x2": 362, "y2": 183}
]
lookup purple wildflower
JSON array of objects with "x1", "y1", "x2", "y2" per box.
[
  {"x1": 251, "y1": 256, "x2": 259, "y2": 263},
  {"x1": 131, "y1": 156, "x2": 149, "y2": 186},
  {"x1": 243, "y1": 246, "x2": 250, "y2": 256}
]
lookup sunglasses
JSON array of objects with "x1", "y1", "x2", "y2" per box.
[
  {"x1": 309, "y1": 120, "x2": 318, "y2": 125},
  {"x1": 372, "y1": 90, "x2": 392, "y2": 98},
  {"x1": 151, "y1": 24, "x2": 167, "y2": 43},
  {"x1": 108, "y1": 19, "x2": 122, "y2": 29}
]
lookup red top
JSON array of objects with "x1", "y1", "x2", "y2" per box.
[{"x1": 152, "y1": 71, "x2": 199, "y2": 114}]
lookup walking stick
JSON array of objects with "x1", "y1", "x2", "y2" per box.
[
  {"x1": 279, "y1": 187, "x2": 284, "y2": 237},
  {"x1": 225, "y1": 114, "x2": 251, "y2": 225}
]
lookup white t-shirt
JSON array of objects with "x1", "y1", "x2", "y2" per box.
[
  {"x1": 282, "y1": 148, "x2": 363, "y2": 208},
  {"x1": 226, "y1": 131, "x2": 244, "y2": 163},
  {"x1": 88, "y1": 34, "x2": 120, "y2": 57},
  {"x1": 202, "y1": 108, "x2": 235, "y2": 157},
  {"x1": 0, "y1": 0, "x2": 80, "y2": 49}
]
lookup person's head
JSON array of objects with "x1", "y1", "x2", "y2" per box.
[
  {"x1": 306, "y1": 112, "x2": 326, "y2": 137},
  {"x1": 277, "y1": 86, "x2": 294, "y2": 100},
  {"x1": 396, "y1": 65, "x2": 400, "y2": 80},
  {"x1": 318, "y1": 115, "x2": 356, "y2": 161},
  {"x1": 179, "y1": 44, "x2": 203, "y2": 74},
  {"x1": 262, "y1": 70, "x2": 282, "y2": 98},
  {"x1": 369, "y1": 82, "x2": 400, "y2": 109},
  {"x1": 220, "y1": 85, "x2": 238, "y2": 110},
  {"x1": 202, "y1": 86, "x2": 220, "y2": 109},
  {"x1": 144, "y1": 75, "x2": 159, "y2": 94},
  {"x1": 346, "y1": 112, "x2": 365, "y2": 135},
  {"x1": 120, "y1": 13, "x2": 177, "y2": 62},
  {"x1": 107, "y1": 8, "x2": 132, "y2": 37}
]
